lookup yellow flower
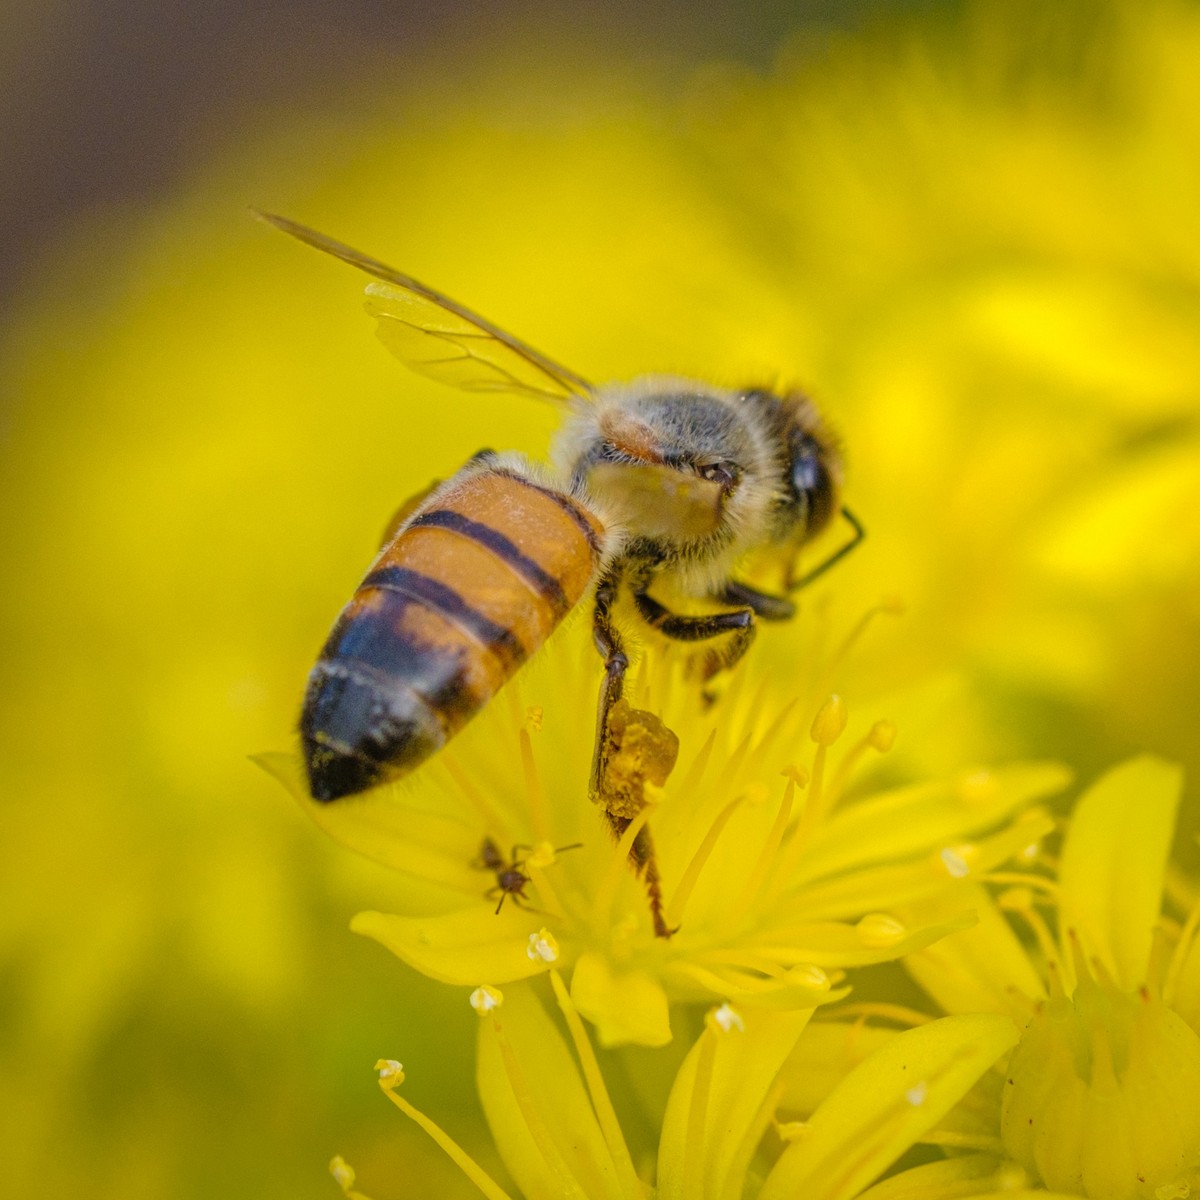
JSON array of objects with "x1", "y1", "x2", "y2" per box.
[
  {"x1": 831, "y1": 754, "x2": 1200, "y2": 1199},
  {"x1": 262, "y1": 617, "x2": 1069, "y2": 1048},
  {"x1": 335, "y1": 970, "x2": 1025, "y2": 1200}
]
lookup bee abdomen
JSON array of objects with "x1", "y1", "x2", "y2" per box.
[{"x1": 302, "y1": 463, "x2": 605, "y2": 801}]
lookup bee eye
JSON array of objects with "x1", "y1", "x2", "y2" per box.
[
  {"x1": 791, "y1": 448, "x2": 835, "y2": 535},
  {"x1": 699, "y1": 460, "x2": 739, "y2": 489}
]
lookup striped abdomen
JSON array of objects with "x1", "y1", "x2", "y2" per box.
[{"x1": 301, "y1": 462, "x2": 606, "y2": 801}]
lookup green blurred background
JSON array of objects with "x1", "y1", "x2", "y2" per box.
[{"x1": 3, "y1": 1, "x2": 1199, "y2": 1196}]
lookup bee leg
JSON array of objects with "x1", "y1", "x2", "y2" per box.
[
  {"x1": 590, "y1": 569, "x2": 677, "y2": 939},
  {"x1": 606, "y1": 814, "x2": 677, "y2": 939},
  {"x1": 377, "y1": 448, "x2": 498, "y2": 546},
  {"x1": 632, "y1": 592, "x2": 757, "y2": 682},
  {"x1": 589, "y1": 567, "x2": 629, "y2": 799},
  {"x1": 716, "y1": 581, "x2": 795, "y2": 622}
]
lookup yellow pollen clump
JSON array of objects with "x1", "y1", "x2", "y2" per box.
[{"x1": 1001, "y1": 978, "x2": 1200, "y2": 1198}]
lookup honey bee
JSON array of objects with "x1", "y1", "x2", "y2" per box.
[{"x1": 262, "y1": 213, "x2": 863, "y2": 934}]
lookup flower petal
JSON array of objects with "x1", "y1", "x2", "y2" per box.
[
  {"x1": 795, "y1": 763, "x2": 1070, "y2": 884},
  {"x1": 475, "y1": 982, "x2": 633, "y2": 1200},
  {"x1": 657, "y1": 1008, "x2": 813, "y2": 1200},
  {"x1": 351, "y1": 909, "x2": 552, "y2": 985},
  {"x1": 1058, "y1": 755, "x2": 1182, "y2": 989},
  {"x1": 570, "y1": 952, "x2": 672, "y2": 1047},
  {"x1": 905, "y1": 885, "x2": 1046, "y2": 1018},
  {"x1": 789, "y1": 813, "x2": 1056, "y2": 921},
  {"x1": 854, "y1": 1153, "x2": 1005, "y2": 1200},
  {"x1": 759, "y1": 1014, "x2": 1019, "y2": 1200},
  {"x1": 254, "y1": 750, "x2": 477, "y2": 892}
]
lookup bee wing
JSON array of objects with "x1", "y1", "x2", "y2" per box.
[{"x1": 257, "y1": 211, "x2": 592, "y2": 405}]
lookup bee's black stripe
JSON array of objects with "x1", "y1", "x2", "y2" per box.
[
  {"x1": 362, "y1": 565, "x2": 527, "y2": 670},
  {"x1": 492, "y1": 469, "x2": 603, "y2": 560},
  {"x1": 320, "y1": 595, "x2": 485, "y2": 725},
  {"x1": 411, "y1": 509, "x2": 571, "y2": 617}
]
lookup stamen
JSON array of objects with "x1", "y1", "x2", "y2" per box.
[
  {"x1": 856, "y1": 913, "x2": 908, "y2": 949},
  {"x1": 526, "y1": 928, "x2": 559, "y2": 964},
  {"x1": 748, "y1": 697, "x2": 800, "y2": 772},
  {"x1": 676, "y1": 728, "x2": 717, "y2": 798},
  {"x1": 710, "y1": 1002, "x2": 745, "y2": 1033},
  {"x1": 490, "y1": 1017, "x2": 583, "y2": 1195},
  {"x1": 940, "y1": 846, "x2": 973, "y2": 879},
  {"x1": 518, "y1": 729, "x2": 551, "y2": 844},
  {"x1": 920, "y1": 1130, "x2": 1007, "y2": 1154},
  {"x1": 330, "y1": 1155, "x2": 365, "y2": 1199},
  {"x1": 769, "y1": 696, "x2": 847, "y2": 887},
  {"x1": 718, "y1": 1079, "x2": 786, "y2": 1200},
  {"x1": 470, "y1": 985, "x2": 503, "y2": 1015},
  {"x1": 1164, "y1": 888, "x2": 1200, "y2": 1007},
  {"x1": 1137, "y1": 921, "x2": 1166, "y2": 998},
  {"x1": 978, "y1": 871, "x2": 1058, "y2": 896},
  {"x1": 714, "y1": 730, "x2": 756, "y2": 800},
  {"x1": 1000, "y1": 891, "x2": 1064, "y2": 996},
  {"x1": 375, "y1": 1062, "x2": 514, "y2": 1200},
  {"x1": 664, "y1": 797, "x2": 745, "y2": 931},
  {"x1": 825, "y1": 719, "x2": 897, "y2": 811},
  {"x1": 718, "y1": 779, "x2": 796, "y2": 934},
  {"x1": 812, "y1": 1002, "x2": 932, "y2": 1027},
  {"x1": 683, "y1": 1021, "x2": 719, "y2": 1200},
  {"x1": 546, "y1": 970, "x2": 642, "y2": 1197},
  {"x1": 1065, "y1": 927, "x2": 1094, "y2": 990},
  {"x1": 812, "y1": 597, "x2": 903, "y2": 701}
]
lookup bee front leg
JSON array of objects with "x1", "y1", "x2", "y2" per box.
[
  {"x1": 716, "y1": 581, "x2": 795, "y2": 622},
  {"x1": 632, "y1": 591, "x2": 757, "y2": 682}
]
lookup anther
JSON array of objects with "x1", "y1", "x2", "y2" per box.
[
  {"x1": 470, "y1": 985, "x2": 504, "y2": 1014},
  {"x1": 868, "y1": 719, "x2": 897, "y2": 752},
  {"x1": 940, "y1": 845, "x2": 973, "y2": 878},
  {"x1": 526, "y1": 928, "x2": 559, "y2": 963},
  {"x1": 710, "y1": 1002, "x2": 745, "y2": 1033},
  {"x1": 857, "y1": 913, "x2": 907, "y2": 948},
  {"x1": 811, "y1": 695, "x2": 848, "y2": 746},
  {"x1": 375, "y1": 1059, "x2": 405, "y2": 1088},
  {"x1": 957, "y1": 769, "x2": 997, "y2": 806},
  {"x1": 329, "y1": 1156, "x2": 356, "y2": 1192}
]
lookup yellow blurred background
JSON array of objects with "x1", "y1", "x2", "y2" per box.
[{"x1": 3, "y1": 0, "x2": 1199, "y2": 1196}]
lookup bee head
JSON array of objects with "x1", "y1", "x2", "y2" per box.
[{"x1": 569, "y1": 383, "x2": 768, "y2": 546}]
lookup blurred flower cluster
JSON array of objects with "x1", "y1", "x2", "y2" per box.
[{"x1": 3, "y1": 0, "x2": 1199, "y2": 1196}]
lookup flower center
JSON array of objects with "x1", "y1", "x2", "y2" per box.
[{"x1": 1001, "y1": 978, "x2": 1200, "y2": 1199}]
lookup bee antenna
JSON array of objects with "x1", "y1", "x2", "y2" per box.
[{"x1": 788, "y1": 506, "x2": 866, "y2": 592}]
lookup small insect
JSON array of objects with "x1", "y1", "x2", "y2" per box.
[
  {"x1": 262, "y1": 213, "x2": 863, "y2": 935},
  {"x1": 473, "y1": 837, "x2": 582, "y2": 914}
]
